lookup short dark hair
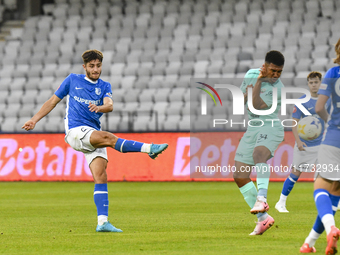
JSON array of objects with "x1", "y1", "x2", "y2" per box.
[
  {"x1": 265, "y1": 50, "x2": 285, "y2": 66},
  {"x1": 307, "y1": 71, "x2": 322, "y2": 81},
  {"x1": 82, "y1": 49, "x2": 103, "y2": 64}
]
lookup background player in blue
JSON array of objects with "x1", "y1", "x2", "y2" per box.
[
  {"x1": 300, "y1": 39, "x2": 340, "y2": 254},
  {"x1": 275, "y1": 71, "x2": 331, "y2": 213},
  {"x1": 22, "y1": 50, "x2": 168, "y2": 233}
]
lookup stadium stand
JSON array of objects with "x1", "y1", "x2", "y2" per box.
[{"x1": 0, "y1": 0, "x2": 338, "y2": 133}]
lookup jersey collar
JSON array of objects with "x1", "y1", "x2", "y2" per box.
[{"x1": 84, "y1": 76, "x2": 98, "y2": 84}]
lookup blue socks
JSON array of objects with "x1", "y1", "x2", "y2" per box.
[
  {"x1": 312, "y1": 192, "x2": 340, "y2": 234},
  {"x1": 314, "y1": 189, "x2": 337, "y2": 234},
  {"x1": 94, "y1": 184, "x2": 109, "y2": 222},
  {"x1": 114, "y1": 138, "x2": 143, "y2": 153},
  {"x1": 282, "y1": 173, "x2": 299, "y2": 196},
  {"x1": 314, "y1": 189, "x2": 333, "y2": 220}
]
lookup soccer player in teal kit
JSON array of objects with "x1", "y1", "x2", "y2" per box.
[{"x1": 233, "y1": 50, "x2": 285, "y2": 235}]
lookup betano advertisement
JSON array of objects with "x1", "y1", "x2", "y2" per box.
[{"x1": 0, "y1": 132, "x2": 313, "y2": 181}]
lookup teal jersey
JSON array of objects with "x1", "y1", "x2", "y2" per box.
[{"x1": 240, "y1": 68, "x2": 284, "y2": 129}]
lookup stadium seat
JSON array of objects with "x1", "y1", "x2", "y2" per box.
[
  {"x1": 178, "y1": 116, "x2": 190, "y2": 131},
  {"x1": 44, "y1": 116, "x2": 64, "y2": 132},
  {"x1": 168, "y1": 88, "x2": 186, "y2": 102},
  {"x1": 162, "y1": 118, "x2": 179, "y2": 131},
  {"x1": 138, "y1": 88, "x2": 156, "y2": 103},
  {"x1": 123, "y1": 88, "x2": 139, "y2": 103},
  {"x1": 165, "y1": 102, "x2": 183, "y2": 116},
  {"x1": 6, "y1": 90, "x2": 23, "y2": 105},
  {"x1": 36, "y1": 90, "x2": 53, "y2": 104},
  {"x1": 295, "y1": 59, "x2": 312, "y2": 73},
  {"x1": 153, "y1": 88, "x2": 171, "y2": 102},
  {"x1": 310, "y1": 58, "x2": 329, "y2": 72},
  {"x1": 3, "y1": 103, "x2": 20, "y2": 118},
  {"x1": 152, "y1": 101, "x2": 168, "y2": 116},
  {"x1": 133, "y1": 114, "x2": 151, "y2": 131},
  {"x1": 18, "y1": 103, "x2": 34, "y2": 118},
  {"x1": 0, "y1": 78, "x2": 11, "y2": 92},
  {"x1": 280, "y1": 72, "x2": 295, "y2": 87},
  {"x1": 136, "y1": 96, "x2": 154, "y2": 111},
  {"x1": 1, "y1": 117, "x2": 19, "y2": 132},
  {"x1": 22, "y1": 90, "x2": 39, "y2": 105},
  {"x1": 11, "y1": 77, "x2": 26, "y2": 90}
]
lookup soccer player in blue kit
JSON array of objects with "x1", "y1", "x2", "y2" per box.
[
  {"x1": 275, "y1": 71, "x2": 331, "y2": 213},
  {"x1": 22, "y1": 50, "x2": 168, "y2": 232},
  {"x1": 299, "y1": 39, "x2": 340, "y2": 254}
]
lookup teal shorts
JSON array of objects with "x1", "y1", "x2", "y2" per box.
[{"x1": 234, "y1": 127, "x2": 284, "y2": 165}]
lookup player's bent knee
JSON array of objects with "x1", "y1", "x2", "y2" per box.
[
  {"x1": 91, "y1": 131, "x2": 117, "y2": 148},
  {"x1": 253, "y1": 149, "x2": 270, "y2": 163}
]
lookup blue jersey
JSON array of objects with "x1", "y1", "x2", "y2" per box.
[
  {"x1": 318, "y1": 66, "x2": 340, "y2": 149},
  {"x1": 292, "y1": 95, "x2": 331, "y2": 147},
  {"x1": 55, "y1": 73, "x2": 113, "y2": 132}
]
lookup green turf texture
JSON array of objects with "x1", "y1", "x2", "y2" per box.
[{"x1": 0, "y1": 182, "x2": 333, "y2": 254}]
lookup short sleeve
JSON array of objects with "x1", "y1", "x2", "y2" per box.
[
  {"x1": 292, "y1": 104, "x2": 303, "y2": 119},
  {"x1": 318, "y1": 68, "x2": 334, "y2": 98},
  {"x1": 103, "y1": 82, "x2": 113, "y2": 100},
  {"x1": 240, "y1": 69, "x2": 259, "y2": 93},
  {"x1": 55, "y1": 74, "x2": 71, "y2": 99}
]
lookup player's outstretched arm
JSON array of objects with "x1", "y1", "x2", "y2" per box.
[{"x1": 22, "y1": 95, "x2": 62, "y2": 131}]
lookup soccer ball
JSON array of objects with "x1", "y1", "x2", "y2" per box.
[{"x1": 297, "y1": 116, "x2": 322, "y2": 141}]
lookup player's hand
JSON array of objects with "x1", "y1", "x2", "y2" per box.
[
  {"x1": 297, "y1": 140, "x2": 307, "y2": 151},
  {"x1": 88, "y1": 102, "x2": 99, "y2": 113},
  {"x1": 22, "y1": 120, "x2": 36, "y2": 131},
  {"x1": 258, "y1": 64, "x2": 268, "y2": 81}
]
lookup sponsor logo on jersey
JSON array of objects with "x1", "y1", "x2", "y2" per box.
[
  {"x1": 265, "y1": 91, "x2": 273, "y2": 96},
  {"x1": 74, "y1": 96, "x2": 100, "y2": 105}
]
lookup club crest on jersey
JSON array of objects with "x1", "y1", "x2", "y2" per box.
[{"x1": 95, "y1": 88, "x2": 101, "y2": 95}]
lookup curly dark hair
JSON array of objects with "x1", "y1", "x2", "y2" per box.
[{"x1": 81, "y1": 49, "x2": 103, "y2": 64}]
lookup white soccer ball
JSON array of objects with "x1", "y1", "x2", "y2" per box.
[{"x1": 297, "y1": 116, "x2": 322, "y2": 141}]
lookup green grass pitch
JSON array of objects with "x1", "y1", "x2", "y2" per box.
[{"x1": 0, "y1": 181, "x2": 335, "y2": 254}]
